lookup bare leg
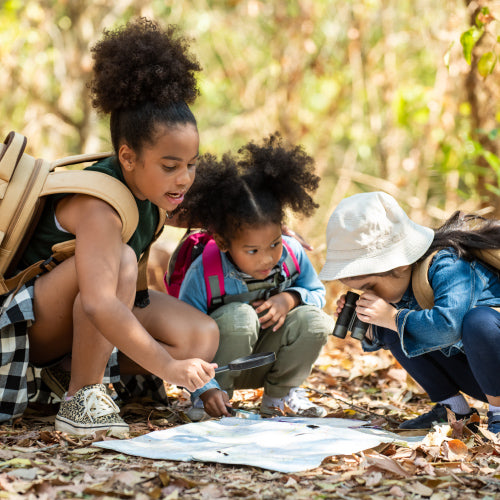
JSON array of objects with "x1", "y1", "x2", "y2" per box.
[
  {"x1": 29, "y1": 246, "x2": 219, "y2": 393},
  {"x1": 29, "y1": 244, "x2": 137, "y2": 395},
  {"x1": 29, "y1": 257, "x2": 78, "y2": 365},
  {"x1": 68, "y1": 244, "x2": 138, "y2": 394},
  {"x1": 119, "y1": 290, "x2": 219, "y2": 374}
]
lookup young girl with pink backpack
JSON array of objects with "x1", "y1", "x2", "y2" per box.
[{"x1": 176, "y1": 133, "x2": 334, "y2": 419}]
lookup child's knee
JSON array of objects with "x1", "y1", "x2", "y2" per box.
[
  {"x1": 286, "y1": 305, "x2": 333, "y2": 344},
  {"x1": 463, "y1": 307, "x2": 500, "y2": 346},
  {"x1": 211, "y1": 303, "x2": 260, "y2": 338},
  {"x1": 196, "y1": 316, "x2": 220, "y2": 360},
  {"x1": 118, "y1": 244, "x2": 139, "y2": 292}
]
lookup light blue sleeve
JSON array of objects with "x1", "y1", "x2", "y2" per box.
[
  {"x1": 283, "y1": 236, "x2": 326, "y2": 309},
  {"x1": 190, "y1": 378, "x2": 222, "y2": 401},
  {"x1": 178, "y1": 254, "x2": 209, "y2": 313}
]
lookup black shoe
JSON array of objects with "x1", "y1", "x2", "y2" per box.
[
  {"x1": 40, "y1": 365, "x2": 71, "y2": 399},
  {"x1": 399, "y1": 403, "x2": 479, "y2": 430}
]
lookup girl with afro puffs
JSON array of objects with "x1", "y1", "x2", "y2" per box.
[
  {"x1": 1, "y1": 19, "x2": 219, "y2": 435},
  {"x1": 177, "y1": 133, "x2": 334, "y2": 419}
]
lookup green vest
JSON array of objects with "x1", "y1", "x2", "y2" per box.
[{"x1": 20, "y1": 156, "x2": 159, "y2": 267}]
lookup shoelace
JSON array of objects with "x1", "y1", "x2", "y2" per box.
[
  {"x1": 284, "y1": 388, "x2": 315, "y2": 410},
  {"x1": 83, "y1": 388, "x2": 120, "y2": 421}
]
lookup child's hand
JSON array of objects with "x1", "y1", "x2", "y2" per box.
[
  {"x1": 356, "y1": 292, "x2": 397, "y2": 331},
  {"x1": 253, "y1": 292, "x2": 299, "y2": 331},
  {"x1": 335, "y1": 293, "x2": 347, "y2": 317},
  {"x1": 200, "y1": 388, "x2": 232, "y2": 418},
  {"x1": 167, "y1": 359, "x2": 216, "y2": 392}
]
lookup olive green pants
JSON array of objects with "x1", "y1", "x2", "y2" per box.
[{"x1": 210, "y1": 303, "x2": 333, "y2": 398}]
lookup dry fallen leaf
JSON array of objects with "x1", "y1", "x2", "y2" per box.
[
  {"x1": 365, "y1": 452, "x2": 412, "y2": 478},
  {"x1": 0, "y1": 323, "x2": 498, "y2": 499},
  {"x1": 443, "y1": 439, "x2": 469, "y2": 461}
]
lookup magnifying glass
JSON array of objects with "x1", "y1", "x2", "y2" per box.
[{"x1": 214, "y1": 352, "x2": 276, "y2": 373}]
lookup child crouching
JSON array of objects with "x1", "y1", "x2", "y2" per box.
[{"x1": 177, "y1": 133, "x2": 334, "y2": 419}]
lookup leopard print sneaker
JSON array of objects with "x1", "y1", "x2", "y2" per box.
[{"x1": 55, "y1": 384, "x2": 129, "y2": 437}]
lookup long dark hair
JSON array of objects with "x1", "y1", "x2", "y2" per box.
[{"x1": 420, "y1": 211, "x2": 500, "y2": 261}]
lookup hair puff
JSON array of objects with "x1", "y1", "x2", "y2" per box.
[{"x1": 90, "y1": 17, "x2": 201, "y2": 114}]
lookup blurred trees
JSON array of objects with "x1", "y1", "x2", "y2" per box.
[
  {"x1": 0, "y1": 0, "x2": 499, "y2": 249},
  {"x1": 461, "y1": 1, "x2": 500, "y2": 212}
]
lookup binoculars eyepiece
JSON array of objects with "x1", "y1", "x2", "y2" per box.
[{"x1": 332, "y1": 291, "x2": 369, "y2": 341}]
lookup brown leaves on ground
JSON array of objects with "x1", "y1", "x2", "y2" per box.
[{"x1": 1, "y1": 336, "x2": 500, "y2": 499}]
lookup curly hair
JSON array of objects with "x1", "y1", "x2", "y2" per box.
[
  {"x1": 89, "y1": 18, "x2": 201, "y2": 154},
  {"x1": 182, "y1": 133, "x2": 320, "y2": 243}
]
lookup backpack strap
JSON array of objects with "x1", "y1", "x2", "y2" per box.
[
  {"x1": 51, "y1": 151, "x2": 112, "y2": 169},
  {"x1": 475, "y1": 248, "x2": 500, "y2": 270},
  {"x1": 411, "y1": 251, "x2": 438, "y2": 310},
  {"x1": 2, "y1": 204, "x2": 162, "y2": 298},
  {"x1": 1, "y1": 170, "x2": 141, "y2": 295},
  {"x1": 42, "y1": 170, "x2": 139, "y2": 241},
  {"x1": 202, "y1": 239, "x2": 225, "y2": 310},
  {"x1": 282, "y1": 240, "x2": 300, "y2": 278},
  {"x1": 202, "y1": 238, "x2": 302, "y2": 312},
  {"x1": 0, "y1": 131, "x2": 27, "y2": 198}
]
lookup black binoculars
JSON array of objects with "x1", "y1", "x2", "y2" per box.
[{"x1": 332, "y1": 291, "x2": 369, "y2": 341}]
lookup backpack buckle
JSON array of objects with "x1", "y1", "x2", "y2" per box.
[
  {"x1": 40, "y1": 256, "x2": 59, "y2": 273},
  {"x1": 210, "y1": 296, "x2": 224, "y2": 308}
]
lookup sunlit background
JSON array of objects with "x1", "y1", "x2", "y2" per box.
[{"x1": 1, "y1": 0, "x2": 499, "y2": 297}]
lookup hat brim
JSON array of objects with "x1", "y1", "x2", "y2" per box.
[{"x1": 319, "y1": 223, "x2": 434, "y2": 281}]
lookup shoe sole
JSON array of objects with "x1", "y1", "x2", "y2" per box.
[
  {"x1": 398, "y1": 422, "x2": 444, "y2": 430},
  {"x1": 55, "y1": 416, "x2": 129, "y2": 437},
  {"x1": 260, "y1": 406, "x2": 284, "y2": 417},
  {"x1": 400, "y1": 420, "x2": 479, "y2": 431}
]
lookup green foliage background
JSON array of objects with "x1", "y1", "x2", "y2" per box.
[{"x1": 1, "y1": 0, "x2": 499, "y2": 253}]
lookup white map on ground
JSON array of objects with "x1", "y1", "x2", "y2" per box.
[{"x1": 94, "y1": 416, "x2": 422, "y2": 473}]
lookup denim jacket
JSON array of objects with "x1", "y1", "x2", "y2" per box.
[
  {"x1": 179, "y1": 235, "x2": 326, "y2": 313},
  {"x1": 366, "y1": 248, "x2": 500, "y2": 358}
]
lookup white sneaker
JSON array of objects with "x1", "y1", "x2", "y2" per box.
[
  {"x1": 261, "y1": 388, "x2": 327, "y2": 417},
  {"x1": 186, "y1": 397, "x2": 209, "y2": 422},
  {"x1": 55, "y1": 384, "x2": 129, "y2": 436}
]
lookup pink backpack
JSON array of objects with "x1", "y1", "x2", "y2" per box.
[{"x1": 164, "y1": 229, "x2": 300, "y2": 310}]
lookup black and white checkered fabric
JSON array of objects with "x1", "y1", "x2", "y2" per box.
[
  {"x1": 0, "y1": 283, "x2": 35, "y2": 421},
  {"x1": 0, "y1": 281, "x2": 121, "y2": 422}
]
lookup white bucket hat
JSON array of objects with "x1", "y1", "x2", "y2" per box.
[{"x1": 319, "y1": 191, "x2": 434, "y2": 281}]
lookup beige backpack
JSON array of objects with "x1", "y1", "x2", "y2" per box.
[
  {"x1": 412, "y1": 249, "x2": 500, "y2": 310},
  {"x1": 0, "y1": 131, "x2": 163, "y2": 297}
]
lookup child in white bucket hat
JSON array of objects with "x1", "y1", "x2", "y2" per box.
[{"x1": 320, "y1": 192, "x2": 500, "y2": 434}]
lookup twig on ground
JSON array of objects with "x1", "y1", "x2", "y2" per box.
[{"x1": 305, "y1": 385, "x2": 402, "y2": 426}]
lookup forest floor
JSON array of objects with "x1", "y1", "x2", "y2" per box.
[
  {"x1": 1, "y1": 244, "x2": 500, "y2": 499},
  {"x1": 1, "y1": 335, "x2": 500, "y2": 500}
]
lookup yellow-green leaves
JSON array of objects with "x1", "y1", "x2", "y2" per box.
[
  {"x1": 477, "y1": 51, "x2": 497, "y2": 77},
  {"x1": 460, "y1": 27, "x2": 484, "y2": 65}
]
